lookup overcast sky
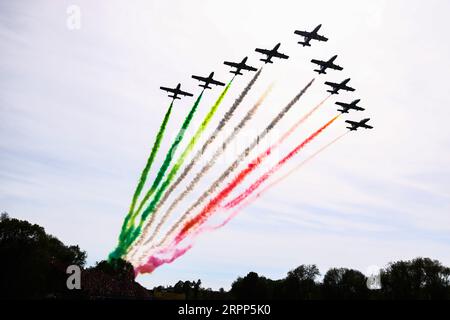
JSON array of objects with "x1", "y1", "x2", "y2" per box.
[{"x1": 1, "y1": 0, "x2": 450, "y2": 290}]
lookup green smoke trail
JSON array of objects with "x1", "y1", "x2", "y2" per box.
[
  {"x1": 110, "y1": 92, "x2": 204, "y2": 259},
  {"x1": 119, "y1": 102, "x2": 174, "y2": 238},
  {"x1": 129, "y1": 70, "x2": 262, "y2": 258},
  {"x1": 141, "y1": 80, "x2": 232, "y2": 221},
  {"x1": 126, "y1": 79, "x2": 235, "y2": 257},
  {"x1": 120, "y1": 80, "x2": 233, "y2": 256},
  {"x1": 158, "y1": 78, "x2": 315, "y2": 248},
  {"x1": 125, "y1": 92, "x2": 204, "y2": 234},
  {"x1": 133, "y1": 81, "x2": 271, "y2": 259}
]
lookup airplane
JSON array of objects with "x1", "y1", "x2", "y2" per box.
[
  {"x1": 324, "y1": 78, "x2": 355, "y2": 95},
  {"x1": 335, "y1": 99, "x2": 365, "y2": 113},
  {"x1": 311, "y1": 55, "x2": 343, "y2": 74},
  {"x1": 294, "y1": 24, "x2": 328, "y2": 47},
  {"x1": 346, "y1": 118, "x2": 373, "y2": 131},
  {"x1": 255, "y1": 43, "x2": 289, "y2": 64},
  {"x1": 160, "y1": 83, "x2": 193, "y2": 100},
  {"x1": 223, "y1": 57, "x2": 257, "y2": 76},
  {"x1": 191, "y1": 72, "x2": 225, "y2": 90}
]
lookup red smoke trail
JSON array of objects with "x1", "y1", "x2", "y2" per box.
[
  {"x1": 146, "y1": 129, "x2": 346, "y2": 261},
  {"x1": 243, "y1": 131, "x2": 350, "y2": 206},
  {"x1": 134, "y1": 244, "x2": 192, "y2": 275},
  {"x1": 175, "y1": 114, "x2": 340, "y2": 244},
  {"x1": 209, "y1": 131, "x2": 350, "y2": 233},
  {"x1": 134, "y1": 116, "x2": 341, "y2": 274},
  {"x1": 224, "y1": 126, "x2": 346, "y2": 210},
  {"x1": 155, "y1": 81, "x2": 316, "y2": 250}
]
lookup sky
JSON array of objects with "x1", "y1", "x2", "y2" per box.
[{"x1": 1, "y1": 0, "x2": 450, "y2": 290}]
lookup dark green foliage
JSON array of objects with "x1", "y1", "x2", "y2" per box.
[
  {"x1": 82, "y1": 259, "x2": 150, "y2": 299},
  {"x1": 2, "y1": 213, "x2": 450, "y2": 300},
  {"x1": 380, "y1": 258, "x2": 450, "y2": 299},
  {"x1": 323, "y1": 268, "x2": 369, "y2": 299},
  {"x1": 231, "y1": 272, "x2": 273, "y2": 299},
  {"x1": 0, "y1": 214, "x2": 86, "y2": 299}
]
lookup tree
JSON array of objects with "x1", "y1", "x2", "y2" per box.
[
  {"x1": 381, "y1": 257, "x2": 450, "y2": 299},
  {"x1": 287, "y1": 264, "x2": 320, "y2": 282},
  {"x1": 323, "y1": 268, "x2": 369, "y2": 299},
  {"x1": 194, "y1": 279, "x2": 201, "y2": 299},
  {"x1": 280, "y1": 265, "x2": 320, "y2": 299},
  {"x1": 82, "y1": 258, "x2": 150, "y2": 299},
  {"x1": 1, "y1": 211, "x2": 9, "y2": 221},
  {"x1": 0, "y1": 215, "x2": 87, "y2": 299},
  {"x1": 231, "y1": 272, "x2": 271, "y2": 299},
  {"x1": 94, "y1": 258, "x2": 134, "y2": 282}
]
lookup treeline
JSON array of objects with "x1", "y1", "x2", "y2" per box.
[
  {"x1": 155, "y1": 258, "x2": 450, "y2": 300},
  {"x1": 0, "y1": 213, "x2": 149, "y2": 299},
  {"x1": 1, "y1": 213, "x2": 450, "y2": 300},
  {"x1": 230, "y1": 259, "x2": 450, "y2": 300}
]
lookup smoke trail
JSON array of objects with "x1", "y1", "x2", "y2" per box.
[
  {"x1": 134, "y1": 244, "x2": 192, "y2": 275},
  {"x1": 234, "y1": 131, "x2": 350, "y2": 208},
  {"x1": 175, "y1": 114, "x2": 340, "y2": 244},
  {"x1": 124, "y1": 79, "x2": 234, "y2": 257},
  {"x1": 130, "y1": 91, "x2": 206, "y2": 225},
  {"x1": 224, "y1": 127, "x2": 347, "y2": 211},
  {"x1": 157, "y1": 79, "x2": 315, "y2": 249},
  {"x1": 135, "y1": 117, "x2": 342, "y2": 271},
  {"x1": 119, "y1": 102, "x2": 174, "y2": 238},
  {"x1": 132, "y1": 69, "x2": 263, "y2": 254},
  {"x1": 131, "y1": 82, "x2": 272, "y2": 260},
  {"x1": 110, "y1": 91, "x2": 204, "y2": 259},
  {"x1": 141, "y1": 80, "x2": 233, "y2": 222}
]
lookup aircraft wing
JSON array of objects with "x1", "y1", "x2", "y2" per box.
[
  {"x1": 324, "y1": 81, "x2": 336, "y2": 87},
  {"x1": 224, "y1": 61, "x2": 238, "y2": 68},
  {"x1": 178, "y1": 90, "x2": 193, "y2": 97},
  {"x1": 330, "y1": 64, "x2": 343, "y2": 71},
  {"x1": 255, "y1": 48, "x2": 270, "y2": 55},
  {"x1": 345, "y1": 120, "x2": 357, "y2": 126},
  {"x1": 209, "y1": 78, "x2": 225, "y2": 86},
  {"x1": 243, "y1": 64, "x2": 257, "y2": 71},
  {"x1": 191, "y1": 75, "x2": 205, "y2": 82},
  {"x1": 344, "y1": 86, "x2": 355, "y2": 92},
  {"x1": 160, "y1": 86, "x2": 175, "y2": 93},
  {"x1": 294, "y1": 30, "x2": 310, "y2": 37},
  {"x1": 274, "y1": 52, "x2": 289, "y2": 59},
  {"x1": 311, "y1": 59, "x2": 324, "y2": 66},
  {"x1": 315, "y1": 34, "x2": 328, "y2": 41}
]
